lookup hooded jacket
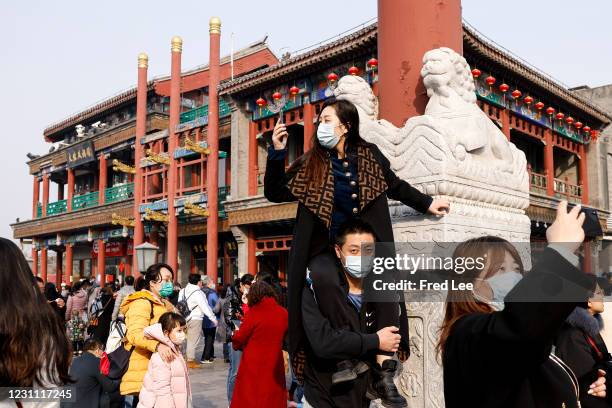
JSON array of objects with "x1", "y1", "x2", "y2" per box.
[
  {"x1": 119, "y1": 290, "x2": 174, "y2": 396},
  {"x1": 137, "y1": 323, "x2": 191, "y2": 408},
  {"x1": 555, "y1": 307, "x2": 612, "y2": 408},
  {"x1": 65, "y1": 289, "x2": 88, "y2": 321}
]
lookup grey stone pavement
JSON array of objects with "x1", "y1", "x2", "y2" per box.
[{"x1": 191, "y1": 341, "x2": 230, "y2": 408}]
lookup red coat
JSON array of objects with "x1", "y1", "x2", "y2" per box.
[{"x1": 230, "y1": 297, "x2": 288, "y2": 408}]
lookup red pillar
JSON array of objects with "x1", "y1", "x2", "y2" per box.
[
  {"x1": 501, "y1": 109, "x2": 511, "y2": 141},
  {"x1": 97, "y1": 240, "x2": 106, "y2": 285},
  {"x1": 41, "y1": 247, "x2": 48, "y2": 282},
  {"x1": 67, "y1": 169, "x2": 74, "y2": 211},
  {"x1": 166, "y1": 36, "x2": 182, "y2": 274},
  {"x1": 578, "y1": 144, "x2": 589, "y2": 204},
  {"x1": 42, "y1": 174, "x2": 49, "y2": 217},
  {"x1": 99, "y1": 154, "x2": 107, "y2": 205},
  {"x1": 303, "y1": 103, "x2": 314, "y2": 152},
  {"x1": 65, "y1": 244, "x2": 73, "y2": 284},
  {"x1": 31, "y1": 247, "x2": 38, "y2": 276},
  {"x1": 55, "y1": 250, "x2": 63, "y2": 286},
  {"x1": 133, "y1": 53, "x2": 148, "y2": 272},
  {"x1": 247, "y1": 228, "x2": 257, "y2": 275},
  {"x1": 248, "y1": 121, "x2": 258, "y2": 196},
  {"x1": 206, "y1": 17, "x2": 221, "y2": 284},
  {"x1": 32, "y1": 176, "x2": 40, "y2": 218},
  {"x1": 544, "y1": 129, "x2": 555, "y2": 197},
  {"x1": 377, "y1": 0, "x2": 462, "y2": 125}
]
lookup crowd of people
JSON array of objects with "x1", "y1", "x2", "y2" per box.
[{"x1": 2, "y1": 97, "x2": 612, "y2": 408}]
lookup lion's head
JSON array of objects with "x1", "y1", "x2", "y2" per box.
[
  {"x1": 334, "y1": 75, "x2": 379, "y2": 121},
  {"x1": 421, "y1": 47, "x2": 476, "y2": 106}
]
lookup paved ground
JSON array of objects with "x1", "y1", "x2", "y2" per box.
[{"x1": 191, "y1": 342, "x2": 230, "y2": 408}]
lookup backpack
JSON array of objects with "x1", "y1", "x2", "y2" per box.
[
  {"x1": 176, "y1": 288, "x2": 197, "y2": 318},
  {"x1": 107, "y1": 299, "x2": 154, "y2": 380}
]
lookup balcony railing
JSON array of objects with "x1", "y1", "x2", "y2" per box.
[
  {"x1": 105, "y1": 183, "x2": 134, "y2": 204},
  {"x1": 179, "y1": 100, "x2": 231, "y2": 124},
  {"x1": 47, "y1": 200, "x2": 67, "y2": 216},
  {"x1": 72, "y1": 191, "x2": 99, "y2": 211},
  {"x1": 36, "y1": 203, "x2": 42, "y2": 218},
  {"x1": 529, "y1": 171, "x2": 547, "y2": 195},
  {"x1": 553, "y1": 178, "x2": 582, "y2": 203}
]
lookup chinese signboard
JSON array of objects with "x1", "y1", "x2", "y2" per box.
[{"x1": 66, "y1": 140, "x2": 95, "y2": 168}]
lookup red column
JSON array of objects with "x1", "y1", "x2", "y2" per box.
[
  {"x1": 41, "y1": 247, "x2": 48, "y2": 282},
  {"x1": 303, "y1": 103, "x2": 314, "y2": 152},
  {"x1": 578, "y1": 144, "x2": 589, "y2": 204},
  {"x1": 544, "y1": 129, "x2": 555, "y2": 197},
  {"x1": 65, "y1": 244, "x2": 73, "y2": 284},
  {"x1": 166, "y1": 36, "x2": 182, "y2": 274},
  {"x1": 42, "y1": 174, "x2": 49, "y2": 217},
  {"x1": 97, "y1": 240, "x2": 106, "y2": 285},
  {"x1": 99, "y1": 154, "x2": 107, "y2": 205},
  {"x1": 248, "y1": 121, "x2": 258, "y2": 196},
  {"x1": 67, "y1": 169, "x2": 74, "y2": 211},
  {"x1": 133, "y1": 53, "x2": 148, "y2": 272},
  {"x1": 207, "y1": 17, "x2": 221, "y2": 284},
  {"x1": 501, "y1": 109, "x2": 511, "y2": 141},
  {"x1": 247, "y1": 228, "x2": 257, "y2": 275},
  {"x1": 31, "y1": 247, "x2": 38, "y2": 276},
  {"x1": 55, "y1": 250, "x2": 63, "y2": 286},
  {"x1": 32, "y1": 176, "x2": 40, "y2": 218},
  {"x1": 377, "y1": 0, "x2": 462, "y2": 125}
]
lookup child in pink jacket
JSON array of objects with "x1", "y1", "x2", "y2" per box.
[{"x1": 137, "y1": 312, "x2": 192, "y2": 408}]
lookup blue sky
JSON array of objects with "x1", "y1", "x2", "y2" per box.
[{"x1": 1, "y1": 0, "x2": 611, "y2": 240}]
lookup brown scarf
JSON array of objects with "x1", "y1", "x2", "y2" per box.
[{"x1": 287, "y1": 144, "x2": 388, "y2": 228}]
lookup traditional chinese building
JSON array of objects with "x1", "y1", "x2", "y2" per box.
[{"x1": 12, "y1": 18, "x2": 611, "y2": 286}]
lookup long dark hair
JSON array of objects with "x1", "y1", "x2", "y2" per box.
[
  {"x1": 436, "y1": 236, "x2": 524, "y2": 360},
  {"x1": 293, "y1": 97, "x2": 365, "y2": 184},
  {"x1": 0, "y1": 238, "x2": 72, "y2": 386}
]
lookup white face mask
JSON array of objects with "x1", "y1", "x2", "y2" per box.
[
  {"x1": 172, "y1": 332, "x2": 186, "y2": 345},
  {"x1": 474, "y1": 271, "x2": 523, "y2": 310},
  {"x1": 341, "y1": 254, "x2": 372, "y2": 279},
  {"x1": 317, "y1": 123, "x2": 340, "y2": 149}
]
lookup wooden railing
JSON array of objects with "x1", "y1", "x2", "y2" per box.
[{"x1": 553, "y1": 177, "x2": 582, "y2": 203}]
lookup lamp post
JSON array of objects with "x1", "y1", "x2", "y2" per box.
[{"x1": 135, "y1": 242, "x2": 159, "y2": 273}]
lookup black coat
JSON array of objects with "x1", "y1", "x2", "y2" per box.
[
  {"x1": 555, "y1": 308, "x2": 612, "y2": 408},
  {"x1": 61, "y1": 352, "x2": 119, "y2": 408},
  {"x1": 92, "y1": 294, "x2": 115, "y2": 346},
  {"x1": 443, "y1": 248, "x2": 594, "y2": 408},
  {"x1": 264, "y1": 141, "x2": 433, "y2": 380}
]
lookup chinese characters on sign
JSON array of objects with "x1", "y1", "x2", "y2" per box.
[{"x1": 66, "y1": 141, "x2": 96, "y2": 168}]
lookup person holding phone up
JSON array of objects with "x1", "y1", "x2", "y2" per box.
[{"x1": 264, "y1": 97, "x2": 450, "y2": 407}]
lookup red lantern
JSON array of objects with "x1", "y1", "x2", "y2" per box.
[
  {"x1": 555, "y1": 112, "x2": 565, "y2": 121},
  {"x1": 565, "y1": 116, "x2": 574, "y2": 125},
  {"x1": 583, "y1": 126, "x2": 591, "y2": 134},
  {"x1": 523, "y1": 96, "x2": 533, "y2": 105},
  {"x1": 546, "y1": 107, "x2": 555, "y2": 116},
  {"x1": 471, "y1": 68, "x2": 481, "y2": 78},
  {"x1": 575, "y1": 121, "x2": 583, "y2": 129},
  {"x1": 485, "y1": 76, "x2": 496, "y2": 86},
  {"x1": 272, "y1": 91, "x2": 282, "y2": 101},
  {"x1": 591, "y1": 130, "x2": 599, "y2": 141},
  {"x1": 256, "y1": 97, "x2": 266, "y2": 107},
  {"x1": 511, "y1": 89, "x2": 522, "y2": 100},
  {"x1": 535, "y1": 101, "x2": 545, "y2": 110},
  {"x1": 289, "y1": 86, "x2": 300, "y2": 96},
  {"x1": 499, "y1": 83, "x2": 509, "y2": 93},
  {"x1": 367, "y1": 58, "x2": 378, "y2": 70},
  {"x1": 327, "y1": 72, "x2": 338, "y2": 83},
  {"x1": 348, "y1": 66, "x2": 359, "y2": 76}
]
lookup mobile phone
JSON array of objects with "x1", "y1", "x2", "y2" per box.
[
  {"x1": 567, "y1": 204, "x2": 603, "y2": 237},
  {"x1": 278, "y1": 109, "x2": 284, "y2": 124}
]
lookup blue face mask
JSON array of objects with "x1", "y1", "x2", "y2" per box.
[
  {"x1": 474, "y1": 271, "x2": 522, "y2": 311},
  {"x1": 341, "y1": 254, "x2": 373, "y2": 279},
  {"x1": 317, "y1": 123, "x2": 340, "y2": 149},
  {"x1": 159, "y1": 282, "x2": 174, "y2": 298}
]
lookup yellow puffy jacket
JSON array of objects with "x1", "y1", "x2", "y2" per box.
[{"x1": 119, "y1": 290, "x2": 175, "y2": 396}]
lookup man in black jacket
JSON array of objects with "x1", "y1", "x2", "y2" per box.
[
  {"x1": 301, "y1": 220, "x2": 404, "y2": 407},
  {"x1": 62, "y1": 339, "x2": 120, "y2": 408}
]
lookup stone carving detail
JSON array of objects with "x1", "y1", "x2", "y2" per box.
[{"x1": 335, "y1": 48, "x2": 532, "y2": 408}]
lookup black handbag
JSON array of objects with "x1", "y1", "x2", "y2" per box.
[{"x1": 107, "y1": 299, "x2": 154, "y2": 380}]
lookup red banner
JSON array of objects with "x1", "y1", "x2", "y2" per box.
[{"x1": 92, "y1": 241, "x2": 128, "y2": 258}]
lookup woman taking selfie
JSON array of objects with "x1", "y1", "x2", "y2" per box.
[
  {"x1": 438, "y1": 202, "x2": 607, "y2": 408},
  {"x1": 264, "y1": 97, "x2": 450, "y2": 406}
]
